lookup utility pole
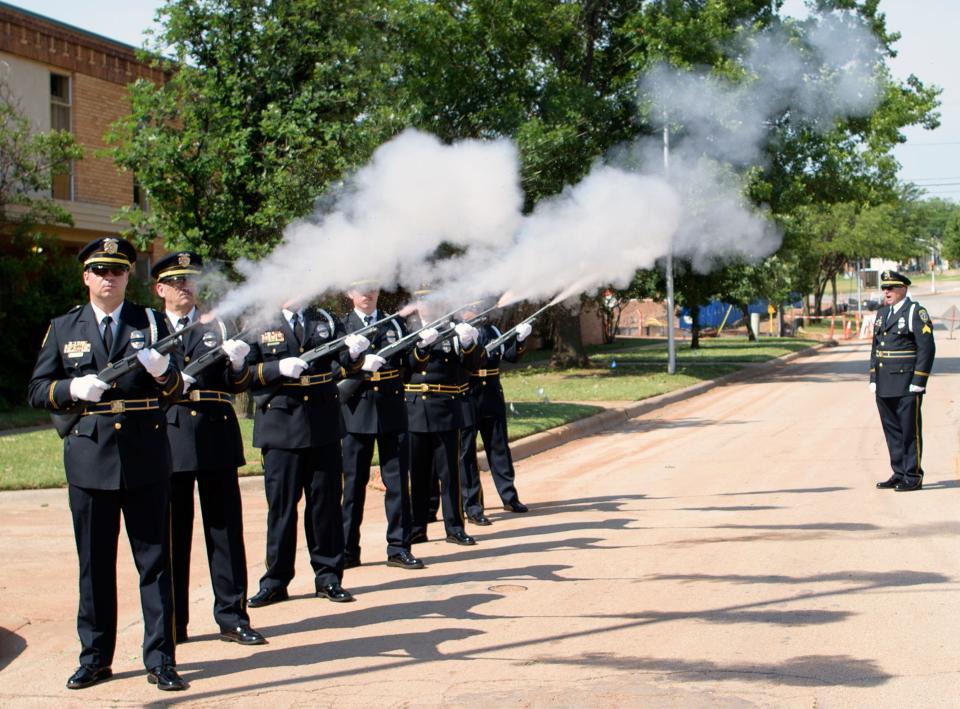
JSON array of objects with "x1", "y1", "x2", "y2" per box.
[{"x1": 663, "y1": 114, "x2": 676, "y2": 375}]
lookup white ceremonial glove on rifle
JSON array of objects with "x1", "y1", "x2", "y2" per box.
[
  {"x1": 221, "y1": 339, "x2": 250, "y2": 371},
  {"x1": 279, "y1": 357, "x2": 308, "y2": 379},
  {"x1": 515, "y1": 322, "x2": 533, "y2": 342},
  {"x1": 417, "y1": 327, "x2": 440, "y2": 349},
  {"x1": 181, "y1": 372, "x2": 197, "y2": 394},
  {"x1": 362, "y1": 354, "x2": 387, "y2": 373},
  {"x1": 70, "y1": 374, "x2": 109, "y2": 403},
  {"x1": 868, "y1": 382, "x2": 876, "y2": 394},
  {"x1": 344, "y1": 333, "x2": 371, "y2": 360},
  {"x1": 455, "y1": 322, "x2": 478, "y2": 347},
  {"x1": 909, "y1": 384, "x2": 925, "y2": 393},
  {"x1": 137, "y1": 348, "x2": 170, "y2": 379}
]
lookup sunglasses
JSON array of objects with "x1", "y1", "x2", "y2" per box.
[{"x1": 88, "y1": 265, "x2": 129, "y2": 277}]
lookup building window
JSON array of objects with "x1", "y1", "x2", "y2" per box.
[{"x1": 50, "y1": 73, "x2": 73, "y2": 200}]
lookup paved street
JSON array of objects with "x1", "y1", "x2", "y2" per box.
[{"x1": 1, "y1": 337, "x2": 959, "y2": 707}]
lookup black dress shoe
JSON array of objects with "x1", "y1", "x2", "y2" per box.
[
  {"x1": 408, "y1": 531, "x2": 428, "y2": 544},
  {"x1": 446, "y1": 531, "x2": 477, "y2": 546},
  {"x1": 66, "y1": 665, "x2": 112, "y2": 689},
  {"x1": 316, "y1": 582, "x2": 355, "y2": 602},
  {"x1": 147, "y1": 665, "x2": 186, "y2": 691},
  {"x1": 386, "y1": 550, "x2": 425, "y2": 569},
  {"x1": 876, "y1": 476, "x2": 903, "y2": 489},
  {"x1": 467, "y1": 513, "x2": 492, "y2": 526},
  {"x1": 247, "y1": 586, "x2": 289, "y2": 608},
  {"x1": 895, "y1": 478, "x2": 923, "y2": 492},
  {"x1": 220, "y1": 625, "x2": 267, "y2": 645},
  {"x1": 342, "y1": 557, "x2": 361, "y2": 570},
  {"x1": 503, "y1": 500, "x2": 528, "y2": 513}
]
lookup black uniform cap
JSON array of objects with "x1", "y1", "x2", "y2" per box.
[
  {"x1": 152, "y1": 251, "x2": 203, "y2": 281},
  {"x1": 880, "y1": 270, "x2": 911, "y2": 289},
  {"x1": 78, "y1": 236, "x2": 136, "y2": 269}
]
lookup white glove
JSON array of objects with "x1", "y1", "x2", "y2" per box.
[
  {"x1": 455, "y1": 322, "x2": 478, "y2": 347},
  {"x1": 279, "y1": 357, "x2": 308, "y2": 379},
  {"x1": 868, "y1": 382, "x2": 876, "y2": 394},
  {"x1": 362, "y1": 354, "x2": 387, "y2": 372},
  {"x1": 221, "y1": 339, "x2": 250, "y2": 371},
  {"x1": 137, "y1": 348, "x2": 170, "y2": 378},
  {"x1": 417, "y1": 327, "x2": 440, "y2": 348},
  {"x1": 344, "y1": 333, "x2": 371, "y2": 360},
  {"x1": 181, "y1": 372, "x2": 197, "y2": 394},
  {"x1": 70, "y1": 374, "x2": 109, "y2": 402},
  {"x1": 909, "y1": 384, "x2": 925, "y2": 393},
  {"x1": 515, "y1": 322, "x2": 533, "y2": 342}
]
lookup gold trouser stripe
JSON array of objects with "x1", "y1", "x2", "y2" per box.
[{"x1": 915, "y1": 394, "x2": 922, "y2": 477}]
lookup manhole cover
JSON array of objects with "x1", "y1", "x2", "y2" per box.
[{"x1": 488, "y1": 584, "x2": 527, "y2": 593}]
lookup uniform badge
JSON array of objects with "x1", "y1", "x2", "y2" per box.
[
  {"x1": 919, "y1": 309, "x2": 930, "y2": 323},
  {"x1": 441, "y1": 339, "x2": 452, "y2": 353},
  {"x1": 261, "y1": 330, "x2": 285, "y2": 345},
  {"x1": 102, "y1": 238, "x2": 119, "y2": 254},
  {"x1": 129, "y1": 331, "x2": 146, "y2": 350},
  {"x1": 63, "y1": 340, "x2": 92, "y2": 358},
  {"x1": 177, "y1": 253, "x2": 191, "y2": 267},
  {"x1": 315, "y1": 324, "x2": 330, "y2": 339},
  {"x1": 386, "y1": 330, "x2": 398, "y2": 344},
  {"x1": 202, "y1": 331, "x2": 218, "y2": 348},
  {"x1": 898, "y1": 317, "x2": 905, "y2": 330}
]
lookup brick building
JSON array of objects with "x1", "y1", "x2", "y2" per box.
[{"x1": 0, "y1": 1, "x2": 164, "y2": 273}]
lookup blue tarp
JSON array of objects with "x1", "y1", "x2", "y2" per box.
[{"x1": 678, "y1": 299, "x2": 771, "y2": 330}]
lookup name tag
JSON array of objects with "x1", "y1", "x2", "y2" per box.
[
  {"x1": 63, "y1": 340, "x2": 91, "y2": 358},
  {"x1": 261, "y1": 330, "x2": 285, "y2": 345}
]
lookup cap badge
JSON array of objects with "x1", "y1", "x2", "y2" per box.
[
  {"x1": 178, "y1": 253, "x2": 191, "y2": 267},
  {"x1": 103, "y1": 238, "x2": 119, "y2": 255}
]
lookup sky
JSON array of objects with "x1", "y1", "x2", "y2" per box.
[{"x1": 11, "y1": 0, "x2": 960, "y2": 202}]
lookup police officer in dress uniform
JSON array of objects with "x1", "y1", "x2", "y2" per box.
[
  {"x1": 459, "y1": 316, "x2": 534, "y2": 525},
  {"x1": 152, "y1": 252, "x2": 266, "y2": 646},
  {"x1": 246, "y1": 301, "x2": 370, "y2": 606},
  {"x1": 340, "y1": 283, "x2": 423, "y2": 570},
  {"x1": 870, "y1": 270, "x2": 935, "y2": 492},
  {"x1": 406, "y1": 295, "x2": 483, "y2": 546},
  {"x1": 27, "y1": 237, "x2": 186, "y2": 691}
]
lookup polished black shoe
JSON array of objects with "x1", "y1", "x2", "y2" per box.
[
  {"x1": 503, "y1": 500, "x2": 528, "y2": 513},
  {"x1": 895, "y1": 478, "x2": 923, "y2": 492},
  {"x1": 467, "y1": 513, "x2": 492, "y2": 526},
  {"x1": 146, "y1": 665, "x2": 186, "y2": 691},
  {"x1": 876, "y1": 476, "x2": 903, "y2": 489},
  {"x1": 220, "y1": 625, "x2": 267, "y2": 645},
  {"x1": 316, "y1": 582, "x2": 355, "y2": 603},
  {"x1": 446, "y1": 531, "x2": 477, "y2": 546},
  {"x1": 342, "y1": 557, "x2": 361, "y2": 570},
  {"x1": 386, "y1": 550, "x2": 425, "y2": 569},
  {"x1": 247, "y1": 586, "x2": 289, "y2": 608},
  {"x1": 66, "y1": 665, "x2": 112, "y2": 689},
  {"x1": 408, "y1": 531, "x2": 428, "y2": 544}
]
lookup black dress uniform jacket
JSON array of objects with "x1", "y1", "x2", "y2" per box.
[
  {"x1": 405, "y1": 329, "x2": 483, "y2": 432},
  {"x1": 466, "y1": 325, "x2": 525, "y2": 418},
  {"x1": 28, "y1": 301, "x2": 182, "y2": 488},
  {"x1": 341, "y1": 312, "x2": 408, "y2": 434},
  {"x1": 869, "y1": 298, "x2": 936, "y2": 397}
]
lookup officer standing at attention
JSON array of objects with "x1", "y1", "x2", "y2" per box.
[
  {"x1": 340, "y1": 283, "x2": 423, "y2": 570},
  {"x1": 459, "y1": 316, "x2": 534, "y2": 525},
  {"x1": 28, "y1": 237, "x2": 186, "y2": 691},
  {"x1": 152, "y1": 252, "x2": 266, "y2": 646},
  {"x1": 405, "y1": 296, "x2": 483, "y2": 546},
  {"x1": 870, "y1": 270, "x2": 935, "y2": 492},
  {"x1": 246, "y1": 300, "x2": 370, "y2": 606}
]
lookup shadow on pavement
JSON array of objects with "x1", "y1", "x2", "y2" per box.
[{"x1": 0, "y1": 627, "x2": 26, "y2": 672}]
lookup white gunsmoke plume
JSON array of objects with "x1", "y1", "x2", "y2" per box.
[{"x1": 212, "y1": 129, "x2": 522, "y2": 324}]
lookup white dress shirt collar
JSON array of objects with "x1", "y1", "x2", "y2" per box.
[
  {"x1": 90, "y1": 301, "x2": 123, "y2": 329},
  {"x1": 166, "y1": 307, "x2": 198, "y2": 330}
]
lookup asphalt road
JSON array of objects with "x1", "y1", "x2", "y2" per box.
[{"x1": 0, "y1": 337, "x2": 958, "y2": 707}]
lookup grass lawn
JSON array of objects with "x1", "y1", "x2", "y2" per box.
[
  {"x1": 586, "y1": 336, "x2": 814, "y2": 365},
  {"x1": 0, "y1": 406, "x2": 54, "y2": 431}
]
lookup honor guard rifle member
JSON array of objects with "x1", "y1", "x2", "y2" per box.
[
  {"x1": 27, "y1": 237, "x2": 187, "y2": 691},
  {"x1": 246, "y1": 300, "x2": 370, "y2": 607},
  {"x1": 405, "y1": 293, "x2": 483, "y2": 546},
  {"x1": 152, "y1": 252, "x2": 266, "y2": 647},
  {"x1": 870, "y1": 270, "x2": 935, "y2": 492},
  {"x1": 459, "y1": 314, "x2": 533, "y2": 525},
  {"x1": 340, "y1": 283, "x2": 424, "y2": 570}
]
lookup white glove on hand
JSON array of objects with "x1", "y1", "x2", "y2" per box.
[
  {"x1": 70, "y1": 374, "x2": 109, "y2": 402},
  {"x1": 279, "y1": 357, "x2": 308, "y2": 379},
  {"x1": 909, "y1": 384, "x2": 925, "y2": 393},
  {"x1": 868, "y1": 382, "x2": 877, "y2": 394},
  {"x1": 455, "y1": 322, "x2": 478, "y2": 347},
  {"x1": 417, "y1": 327, "x2": 440, "y2": 348},
  {"x1": 181, "y1": 372, "x2": 197, "y2": 394},
  {"x1": 362, "y1": 354, "x2": 387, "y2": 373},
  {"x1": 515, "y1": 322, "x2": 533, "y2": 342},
  {"x1": 137, "y1": 348, "x2": 170, "y2": 378},
  {"x1": 344, "y1": 333, "x2": 371, "y2": 360},
  {"x1": 221, "y1": 339, "x2": 250, "y2": 371}
]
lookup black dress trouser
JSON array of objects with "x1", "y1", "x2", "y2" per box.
[
  {"x1": 876, "y1": 393, "x2": 924, "y2": 483},
  {"x1": 410, "y1": 430, "x2": 465, "y2": 538},
  {"x1": 459, "y1": 414, "x2": 520, "y2": 516}
]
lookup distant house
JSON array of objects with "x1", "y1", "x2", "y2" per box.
[{"x1": 0, "y1": 1, "x2": 165, "y2": 274}]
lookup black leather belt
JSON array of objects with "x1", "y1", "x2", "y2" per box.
[
  {"x1": 82, "y1": 398, "x2": 160, "y2": 415},
  {"x1": 177, "y1": 390, "x2": 234, "y2": 404}
]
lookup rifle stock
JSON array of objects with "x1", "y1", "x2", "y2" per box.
[{"x1": 97, "y1": 319, "x2": 204, "y2": 384}]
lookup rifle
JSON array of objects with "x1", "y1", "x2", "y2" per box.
[
  {"x1": 181, "y1": 327, "x2": 252, "y2": 379},
  {"x1": 484, "y1": 300, "x2": 556, "y2": 354},
  {"x1": 97, "y1": 319, "x2": 204, "y2": 384}
]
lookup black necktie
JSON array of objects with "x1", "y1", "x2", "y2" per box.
[
  {"x1": 178, "y1": 316, "x2": 190, "y2": 331},
  {"x1": 363, "y1": 314, "x2": 373, "y2": 326},
  {"x1": 293, "y1": 314, "x2": 305, "y2": 345},
  {"x1": 102, "y1": 315, "x2": 113, "y2": 353}
]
